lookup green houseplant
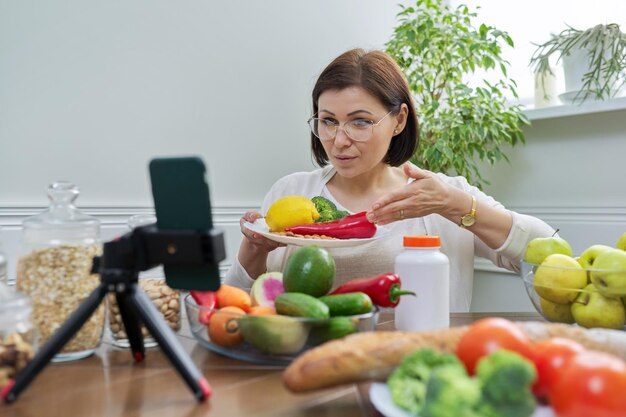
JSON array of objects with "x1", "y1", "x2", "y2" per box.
[
  {"x1": 385, "y1": 0, "x2": 527, "y2": 189},
  {"x1": 530, "y1": 23, "x2": 626, "y2": 103}
]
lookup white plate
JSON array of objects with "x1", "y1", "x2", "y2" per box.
[
  {"x1": 369, "y1": 382, "x2": 555, "y2": 417},
  {"x1": 244, "y1": 218, "x2": 387, "y2": 248}
]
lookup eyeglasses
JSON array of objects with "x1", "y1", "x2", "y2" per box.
[{"x1": 307, "y1": 110, "x2": 393, "y2": 143}]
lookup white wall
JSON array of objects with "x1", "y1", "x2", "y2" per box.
[{"x1": 0, "y1": 1, "x2": 401, "y2": 207}]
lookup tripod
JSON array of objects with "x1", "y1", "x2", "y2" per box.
[{"x1": 1, "y1": 224, "x2": 226, "y2": 403}]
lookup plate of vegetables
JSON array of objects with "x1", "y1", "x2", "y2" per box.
[
  {"x1": 185, "y1": 287, "x2": 380, "y2": 366},
  {"x1": 369, "y1": 382, "x2": 555, "y2": 417},
  {"x1": 245, "y1": 214, "x2": 388, "y2": 248},
  {"x1": 368, "y1": 317, "x2": 626, "y2": 417}
]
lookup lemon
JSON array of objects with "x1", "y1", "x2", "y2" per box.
[{"x1": 265, "y1": 196, "x2": 320, "y2": 232}]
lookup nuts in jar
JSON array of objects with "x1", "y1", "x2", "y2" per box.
[
  {"x1": 16, "y1": 244, "x2": 104, "y2": 357},
  {"x1": 0, "y1": 333, "x2": 35, "y2": 388},
  {"x1": 107, "y1": 278, "x2": 181, "y2": 346}
]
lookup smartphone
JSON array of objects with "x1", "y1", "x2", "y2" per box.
[{"x1": 149, "y1": 156, "x2": 222, "y2": 291}]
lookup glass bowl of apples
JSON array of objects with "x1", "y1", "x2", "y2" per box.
[{"x1": 521, "y1": 236, "x2": 626, "y2": 330}]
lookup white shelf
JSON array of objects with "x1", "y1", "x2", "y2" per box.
[{"x1": 523, "y1": 96, "x2": 626, "y2": 121}]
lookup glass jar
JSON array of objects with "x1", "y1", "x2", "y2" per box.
[
  {"x1": 107, "y1": 214, "x2": 181, "y2": 348},
  {"x1": 0, "y1": 282, "x2": 37, "y2": 388},
  {"x1": 16, "y1": 182, "x2": 103, "y2": 362},
  {"x1": 0, "y1": 227, "x2": 7, "y2": 285}
]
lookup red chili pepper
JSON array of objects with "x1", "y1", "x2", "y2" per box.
[
  {"x1": 284, "y1": 211, "x2": 376, "y2": 239},
  {"x1": 330, "y1": 273, "x2": 415, "y2": 308},
  {"x1": 190, "y1": 290, "x2": 217, "y2": 325}
]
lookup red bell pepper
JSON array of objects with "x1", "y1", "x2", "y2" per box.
[
  {"x1": 284, "y1": 211, "x2": 376, "y2": 239},
  {"x1": 190, "y1": 290, "x2": 217, "y2": 325},
  {"x1": 330, "y1": 273, "x2": 415, "y2": 308}
]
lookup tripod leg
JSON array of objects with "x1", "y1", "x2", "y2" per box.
[
  {"x1": 115, "y1": 290, "x2": 145, "y2": 362},
  {"x1": 1, "y1": 283, "x2": 108, "y2": 403},
  {"x1": 130, "y1": 285, "x2": 211, "y2": 401}
]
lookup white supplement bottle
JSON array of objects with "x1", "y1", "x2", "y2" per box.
[{"x1": 394, "y1": 235, "x2": 450, "y2": 331}]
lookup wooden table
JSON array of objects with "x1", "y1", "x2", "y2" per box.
[{"x1": 2, "y1": 312, "x2": 542, "y2": 417}]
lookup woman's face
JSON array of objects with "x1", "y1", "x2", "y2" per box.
[{"x1": 317, "y1": 86, "x2": 400, "y2": 179}]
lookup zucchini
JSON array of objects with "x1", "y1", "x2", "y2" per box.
[
  {"x1": 275, "y1": 292, "x2": 330, "y2": 319},
  {"x1": 318, "y1": 292, "x2": 373, "y2": 316},
  {"x1": 309, "y1": 317, "x2": 358, "y2": 344}
]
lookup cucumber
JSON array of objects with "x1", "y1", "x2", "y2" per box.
[
  {"x1": 274, "y1": 292, "x2": 330, "y2": 319},
  {"x1": 309, "y1": 317, "x2": 358, "y2": 345},
  {"x1": 318, "y1": 292, "x2": 373, "y2": 316}
]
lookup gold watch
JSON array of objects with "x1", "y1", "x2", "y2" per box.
[{"x1": 460, "y1": 195, "x2": 477, "y2": 228}]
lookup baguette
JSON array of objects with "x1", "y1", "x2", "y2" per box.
[{"x1": 283, "y1": 321, "x2": 626, "y2": 392}]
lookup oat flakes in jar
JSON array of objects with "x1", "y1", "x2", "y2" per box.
[
  {"x1": 107, "y1": 214, "x2": 181, "y2": 348},
  {"x1": 16, "y1": 182, "x2": 103, "y2": 362}
]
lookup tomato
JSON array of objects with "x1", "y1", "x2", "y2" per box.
[
  {"x1": 551, "y1": 350, "x2": 626, "y2": 417},
  {"x1": 455, "y1": 317, "x2": 535, "y2": 375},
  {"x1": 532, "y1": 337, "x2": 585, "y2": 402}
]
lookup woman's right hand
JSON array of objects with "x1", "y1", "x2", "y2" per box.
[{"x1": 240, "y1": 210, "x2": 284, "y2": 253}]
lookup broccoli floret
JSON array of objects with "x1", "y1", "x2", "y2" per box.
[
  {"x1": 421, "y1": 365, "x2": 482, "y2": 417},
  {"x1": 388, "y1": 368, "x2": 427, "y2": 415},
  {"x1": 335, "y1": 209, "x2": 349, "y2": 218},
  {"x1": 311, "y1": 196, "x2": 349, "y2": 223},
  {"x1": 475, "y1": 350, "x2": 538, "y2": 417},
  {"x1": 398, "y1": 348, "x2": 465, "y2": 379},
  {"x1": 388, "y1": 348, "x2": 465, "y2": 415}
]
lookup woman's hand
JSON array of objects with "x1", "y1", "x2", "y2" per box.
[
  {"x1": 366, "y1": 164, "x2": 462, "y2": 225},
  {"x1": 240, "y1": 210, "x2": 284, "y2": 253},
  {"x1": 238, "y1": 210, "x2": 285, "y2": 280}
]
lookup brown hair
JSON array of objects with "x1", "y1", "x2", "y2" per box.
[{"x1": 310, "y1": 48, "x2": 419, "y2": 167}]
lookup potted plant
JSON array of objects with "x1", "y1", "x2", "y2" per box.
[
  {"x1": 385, "y1": 0, "x2": 527, "y2": 189},
  {"x1": 530, "y1": 23, "x2": 626, "y2": 103}
]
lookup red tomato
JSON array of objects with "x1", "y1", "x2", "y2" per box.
[
  {"x1": 532, "y1": 337, "x2": 585, "y2": 402},
  {"x1": 552, "y1": 350, "x2": 626, "y2": 417},
  {"x1": 455, "y1": 317, "x2": 535, "y2": 375}
]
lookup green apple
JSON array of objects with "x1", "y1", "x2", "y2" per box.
[
  {"x1": 589, "y1": 249, "x2": 626, "y2": 297},
  {"x1": 617, "y1": 232, "x2": 626, "y2": 251},
  {"x1": 533, "y1": 253, "x2": 587, "y2": 304},
  {"x1": 571, "y1": 283, "x2": 626, "y2": 329},
  {"x1": 578, "y1": 244, "x2": 614, "y2": 269},
  {"x1": 524, "y1": 237, "x2": 572, "y2": 265},
  {"x1": 538, "y1": 296, "x2": 575, "y2": 323}
]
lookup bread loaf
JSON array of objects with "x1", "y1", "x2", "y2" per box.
[{"x1": 283, "y1": 321, "x2": 626, "y2": 392}]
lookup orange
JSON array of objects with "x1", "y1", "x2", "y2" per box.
[{"x1": 248, "y1": 305, "x2": 276, "y2": 316}]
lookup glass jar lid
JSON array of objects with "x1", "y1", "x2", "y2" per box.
[{"x1": 22, "y1": 182, "x2": 100, "y2": 245}]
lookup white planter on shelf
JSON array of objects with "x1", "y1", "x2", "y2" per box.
[{"x1": 560, "y1": 45, "x2": 622, "y2": 103}]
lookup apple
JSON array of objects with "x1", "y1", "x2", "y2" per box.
[
  {"x1": 617, "y1": 232, "x2": 626, "y2": 251},
  {"x1": 524, "y1": 237, "x2": 572, "y2": 265},
  {"x1": 578, "y1": 244, "x2": 614, "y2": 269},
  {"x1": 538, "y1": 296, "x2": 575, "y2": 323},
  {"x1": 533, "y1": 254, "x2": 587, "y2": 304},
  {"x1": 571, "y1": 283, "x2": 626, "y2": 329},
  {"x1": 589, "y1": 249, "x2": 626, "y2": 297}
]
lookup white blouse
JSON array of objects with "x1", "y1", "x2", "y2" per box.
[{"x1": 224, "y1": 164, "x2": 555, "y2": 312}]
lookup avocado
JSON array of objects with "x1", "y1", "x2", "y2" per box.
[
  {"x1": 237, "y1": 314, "x2": 310, "y2": 355},
  {"x1": 283, "y1": 245, "x2": 335, "y2": 297}
]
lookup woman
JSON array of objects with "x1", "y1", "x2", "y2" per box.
[{"x1": 224, "y1": 48, "x2": 555, "y2": 312}]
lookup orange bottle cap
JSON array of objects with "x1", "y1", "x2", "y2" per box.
[{"x1": 403, "y1": 235, "x2": 441, "y2": 247}]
